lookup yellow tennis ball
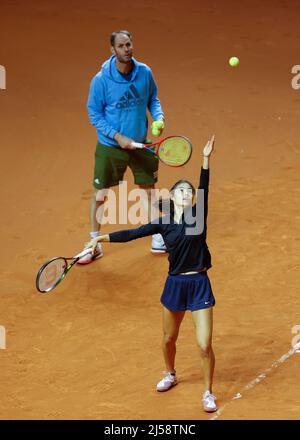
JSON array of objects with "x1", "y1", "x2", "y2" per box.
[
  {"x1": 229, "y1": 56, "x2": 239, "y2": 67},
  {"x1": 155, "y1": 120, "x2": 164, "y2": 129},
  {"x1": 152, "y1": 120, "x2": 164, "y2": 130},
  {"x1": 152, "y1": 128, "x2": 160, "y2": 136}
]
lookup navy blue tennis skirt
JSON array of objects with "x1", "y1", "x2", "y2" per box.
[{"x1": 160, "y1": 272, "x2": 215, "y2": 312}]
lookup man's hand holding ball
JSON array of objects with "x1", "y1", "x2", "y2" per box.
[{"x1": 151, "y1": 120, "x2": 164, "y2": 137}]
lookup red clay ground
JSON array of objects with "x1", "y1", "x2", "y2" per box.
[{"x1": 1, "y1": 0, "x2": 300, "y2": 420}]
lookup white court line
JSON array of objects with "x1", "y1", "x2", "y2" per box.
[{"x1": 210, "y1": 342, "x2": 300, "y2": 420}]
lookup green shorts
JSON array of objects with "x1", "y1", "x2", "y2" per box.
[{"x1": 93, "y1": 142, "x2": 159, "y2": 189}]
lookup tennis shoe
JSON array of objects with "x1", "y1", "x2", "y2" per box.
[
  {"x1": 77, "y1": 243, "x2": 103, "y2": 265},
  {"x1": 151, "y1": 233, "x2": 167, "y2": 254},
  {"x1": 156, "y1": 371, "x2": 177, "y2": 392},
  {"x1": 202, "y1": 390, "x2": 218, "y2": 412}
]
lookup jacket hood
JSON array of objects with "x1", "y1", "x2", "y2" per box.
[{"x1": 101, "y1": 55, "x2": 139, "y2": 83}]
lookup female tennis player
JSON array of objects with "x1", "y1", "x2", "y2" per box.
[{"x1": 85, "y1": 135, "x2": 217, "y2": 412}]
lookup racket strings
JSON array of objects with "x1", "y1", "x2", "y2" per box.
[
  {"x1": 37, "y1": 258, "x2": 67, "y2": 292},
  {"x1": 158, "y1": 137, "x2": 192, "y2": 166}
]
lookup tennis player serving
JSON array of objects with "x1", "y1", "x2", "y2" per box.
[{"x1": 86, "y1": 135, "x2": 217, "y2": 413}]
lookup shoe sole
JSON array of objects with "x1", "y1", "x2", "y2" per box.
[
  {"x1": 203, "y1": 406, "x2": 218, "y2": 413},
  {"x1": 151, "y1": 249, "x2": 167, "y2": 254},
  {"x1": 77, "y1": 252, "x2": 103, "y2": 265},
  {"x1": 156, "y1": 381, "x2": 178, "y2": 392}
]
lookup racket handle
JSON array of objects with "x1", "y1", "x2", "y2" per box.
[
  {"x1": 131, "y1": 141, "x2": 144, "y2": 149},
  {"x1": 74, "y1": 248, "x2": 93, "y2": 258}
]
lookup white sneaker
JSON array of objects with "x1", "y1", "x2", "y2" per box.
[
  {"x1": 202, "y1": 390, "x2": 218, "y2": 412},
  {"x1": 151, "y1": 233, "x2": 167, "y2": 254},
  {"x1": 77, "y1": 243, "x2": 103, "y2": 265},
  {"x1": 156, "y1": 372, "x2": 177, "y2": 392}
]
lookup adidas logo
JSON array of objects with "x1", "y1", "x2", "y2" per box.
[{"x1": 116, "y1": 84, "x2": 144, "y2": 109}]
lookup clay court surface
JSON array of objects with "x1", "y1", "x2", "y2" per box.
[{"x1": 1, "y1": 0, "x2": 300, "y2": 420}]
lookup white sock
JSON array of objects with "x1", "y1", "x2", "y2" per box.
[{"x1": 90, "y1": 231, "x2": 100, "y2": 239}]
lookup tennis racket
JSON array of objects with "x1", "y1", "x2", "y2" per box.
[
  {"x1": 36, "y1": 249, "x2": 91, "y2": 293},
  {"x1": 131, "y1": 135, "x2": 192, "y2": 167}
]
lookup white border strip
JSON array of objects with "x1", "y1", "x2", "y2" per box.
[{"x1": 210, "y1": 343, "x2": 300, "y2": 420}]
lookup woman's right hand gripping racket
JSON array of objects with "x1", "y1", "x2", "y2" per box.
[
  {"x1": 36, "y1": 249, "x2": 91, "y2": 293},
  {"x1": 131, "y1": 135, "x2": 192, "y2": 167}
]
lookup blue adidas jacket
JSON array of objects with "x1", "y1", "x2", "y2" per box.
[{"x1": 87, "y1": 55, "x2": 164, "y2": 147}]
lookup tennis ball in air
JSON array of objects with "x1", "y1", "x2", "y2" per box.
[
  {"x1": 229, "y1": 56, "x2": 239, "y2": 67},
  {"x1": 152, "y1": 128, "x2": 160, "y2": 136}
]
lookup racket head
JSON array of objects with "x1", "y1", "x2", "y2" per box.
[
  {"x1": 36, "y1": 257, "x2": 68, "y2": 293},
  {"x1": 157, "y1": 136, "x2": 192, "y2": 167}
]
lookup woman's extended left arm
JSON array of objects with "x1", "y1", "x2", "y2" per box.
[
  {"x1": 202, "y1": 135, "x2": 215, "y2": 169},
  {"x1": 196, "y1": 136, "x2": 215, "y2": 233}
]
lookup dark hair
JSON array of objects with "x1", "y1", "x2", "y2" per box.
[
  {"x1": 170, "y1": 179, "x2": 196, "y2": 195},
  {"x1": 157, "y1": 180, "x2": 196, "y2": 216},
  {"x1": 110, "y1": 30, "x2": 132, "y2": 47}
]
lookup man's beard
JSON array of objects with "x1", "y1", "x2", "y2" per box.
[{"x1": 117, "y1": 54, "x2": 132, "y2": 64}]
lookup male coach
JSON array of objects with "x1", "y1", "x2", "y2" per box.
[{"x1": 78, "y1": 30, "x2": 166, "y2": 263}]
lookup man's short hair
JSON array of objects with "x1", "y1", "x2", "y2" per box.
[{"x1": 110, "y1": 30, "x2": 132, "y2": 47}]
